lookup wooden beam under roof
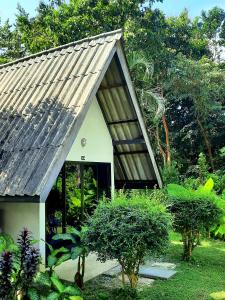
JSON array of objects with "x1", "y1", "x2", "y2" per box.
[
  {"x1": 113, "y1": 138, "x2": 145, "y2": 145},
  {"x1": 115, "y1": 179, "x2": 159, "y2": 189},
  {"x1": 114, "y1": 149, "x2": 148, "y2": 155},
  {"x1": 108, "y1": 118, "x2": 138, "y2": 125}
]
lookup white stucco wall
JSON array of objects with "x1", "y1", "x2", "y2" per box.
[
  {"x1": 66, "y1": 96, "x2": 114, "y2": 192},
  {"x1": 67, "y1": 97, "x2": 113, "y2": 164},
  {"x1": 0, "y1": 203, "x2": 46, "y2": 262}
]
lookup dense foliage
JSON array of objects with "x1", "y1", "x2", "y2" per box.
[
  {"x1": 0, "y1": 229, "x2": 40, "y2": 299},
  {"x1": 84, "y1": 192, "x2": 171, "y2": 288},
  {"x1": 0, "y1": 229, "x2": 83, "y2": 300},
  {"x1": 168, "y1": 180, "x2": 224, "y2": 260},
  {"x1": 0, "y1": 1, "x2": 224, "y2": 183}
]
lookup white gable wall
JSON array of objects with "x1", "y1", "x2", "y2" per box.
[
  {"x1": 66, "y1": 97, "x2": 113, "y2": 163},
  {"x1": 66, "y1": 96, "x2": 114, "y2": 194}
]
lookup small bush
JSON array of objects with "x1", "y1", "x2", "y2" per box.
[
  {"x1": 83, "y1": 192, "x2": 171, "y2": 288},
  {"x1": 168, "y1": 179, "x2": 223, "y2": 261}
]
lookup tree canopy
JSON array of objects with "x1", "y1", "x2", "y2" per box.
[{"x1": 1, "y1": 0, "x2": 225, "y2": 184}]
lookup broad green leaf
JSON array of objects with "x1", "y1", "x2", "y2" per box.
[
  {"x1": 43, "y1": 240, "x2": 54, "y2": 252},
  {"x1": 48, "y1": 255, "x2": 57, "y2": 268},
  {"x1": 53, "y1": 233, "x2": 76, "y2": 243},
  {"x1": 0, "y1": 236, "x2": 7, "y2": 253},
  {"x1": 67, "y1": 227, "x2": 81, "y2": 237},
  {"x1": 46, "y1": 292, "x2": 60, "y2": 300},
  {"x1": 52, "y1": 246, "x2": 70, "y2": 257},
  {"x1": 69, "y1": 297, "x2": 83, "y2": 300},
  {"x1": 51, "y1": 276, "x2": 65, "y2": 293},
  {"x1": 64, "y1": 285, "x2": 80, "y2": 295},
  {"x1": 31, "y1": 239, "x2": 39, "y2": 245},
  {"x1": 27, "y1": 288, "x2": 40, "y2": 300},
  {"x1": 204, "y1": 178, "x2": 214, "y2": 192},
  {"x1": 55, "y1": 253, "x2": 71, "y2": 266},
  {"x1": 35, "y1": 271, "x2": 51, "y2": 287},
  {"x1": 71, "y1": 247, "x2": 83, "y2": 260}
]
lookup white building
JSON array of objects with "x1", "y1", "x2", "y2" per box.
[{"x1": 0, "y1": 30, "x2": 162, "y2": 261}]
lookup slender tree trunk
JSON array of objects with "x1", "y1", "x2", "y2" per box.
[
  {"x1": 156, "y1": 125, "x2": 166, "y2": 166},
  {"x1": 197, "y1": 117, "x2": 214, "y2": 170},
  {"x1": 162, "y1": 115, "x2": 171, "y2": 165},
  {"x1": 127, "y1": 273, "x2": 138, "y2": 288}
]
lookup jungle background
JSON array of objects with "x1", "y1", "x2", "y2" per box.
[{"x1": 1, "y1": 0, "x2": 225, "y2": 188}]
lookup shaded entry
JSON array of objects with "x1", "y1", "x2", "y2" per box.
[{"x1": 46, "y1": 162, "x2": 111, "y2": 238}]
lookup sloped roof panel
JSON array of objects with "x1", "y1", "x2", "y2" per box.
[{"x1": 0, "y1": 30, "x2": 121, "y2": 197}]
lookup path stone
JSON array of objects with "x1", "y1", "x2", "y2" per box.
[
  {"x1": 102, "y1": 261, "x2": 177, "y2": 280},
  {"x1": 139, "y1": 266, "x2": 177, "y2": 280},
  {"x1": 151, "y1": 262, "x2": 176, "y2": 269}
]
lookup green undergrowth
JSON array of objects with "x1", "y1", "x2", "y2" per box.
[{"x1": 83, "y1": 232, "x2": 225, "y2": 300}]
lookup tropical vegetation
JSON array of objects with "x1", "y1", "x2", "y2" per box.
[
  {"x1": 84, "y1": 192, "x2": 171, "y2": 288},
  {"x1": 0, "y1": 0, "x2": 225, "y2": 299},
  {"x1": 0, "y1": 1, "x2": 224, "y2": 184}
]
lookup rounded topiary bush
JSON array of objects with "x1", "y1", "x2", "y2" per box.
[
  {"x1": 168, "y1": 181, "x2": 223, "y2": 261},
  {"x1": 83, "y1": 192, "x2": 171, "y2": 288}
]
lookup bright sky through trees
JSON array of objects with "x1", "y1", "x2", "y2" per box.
[{"x1": 1, "y1": 0, "x2": 225, "y2": 23}]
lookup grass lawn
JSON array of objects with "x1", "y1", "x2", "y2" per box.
[{"x1": 83, "y1": 233, "x2": 225, "y2": 300}]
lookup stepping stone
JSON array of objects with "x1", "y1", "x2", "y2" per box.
[
  {"x1": 151, "y1": 262, "x2": 176, "y2": 269},
  {"x1": 139, "y1": 267, "x2": 176, "y2": 280}
]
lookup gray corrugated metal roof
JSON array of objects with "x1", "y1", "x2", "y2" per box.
[{"x1": 0, "y1": 29, "x2": 161, "y2": 201}]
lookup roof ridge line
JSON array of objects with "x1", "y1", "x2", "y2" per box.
[{"x1": 0, "y1": 29, "x2": 123, "y2": 69}]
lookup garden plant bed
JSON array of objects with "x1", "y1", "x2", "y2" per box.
[{"x1": 83, "y1": 233, "x2": 225, "y2": 300}]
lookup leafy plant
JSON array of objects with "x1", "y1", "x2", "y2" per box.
[
  {"x1": 168, "y1": 179, "x2": 223, "y2": 260},
  {"x1": 28, "y1": 270, "x2": 82, "y2": 300},
  {"x1": 83, "y1": 192, "x2": 171, "y2": 288},
  {"x1": 0, "y1": 251, "x2": 13, "y2": 299},
  {"x1": 0, "y1": 228, "x2": 40, "y2": 299},
  {"x1": 0, "y1": 233, "x2": 18, "y2": 254},
  {"x1": 52, "y1": 227, "x2": 89, "y2": 289}
]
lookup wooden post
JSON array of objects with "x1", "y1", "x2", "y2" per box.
[
  {"x1": 96, "y1": 164, "x2": 99, "y2": 202},
  {"x1": 62, "y1": 163, "x2": 66, "y2": 233},
  {"x1": 80, "y1": 164, "x2": 84, "y2": 223}
]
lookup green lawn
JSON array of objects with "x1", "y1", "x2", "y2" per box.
[{"x1": 83, "y1": 233, "x2": 225, "y2": 300}]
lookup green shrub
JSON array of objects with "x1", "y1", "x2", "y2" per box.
[
  {"x1": 83, "y1": 192, "x2": 171, "y2": 288},
  {"x1": 0, "y1": 229, "x2": 40, "y2": 299},
  {"x1": 0, "y1": 233, "x2": 17, "y2": 254},
  {"x1": 168, "y1": 179, "x2": 223, "y2": 261}
]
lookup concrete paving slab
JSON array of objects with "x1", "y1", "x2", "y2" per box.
[
  {"x1": 55, "y1": 253, "x2": 118, "y2": 282},
  {"x1": 151, "y1": 262, "x2": 176, "y2": 269},
  {"x1": 139, "y1": 266, "x2": 177, "y2": 280}
]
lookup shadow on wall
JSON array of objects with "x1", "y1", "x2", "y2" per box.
[{"x1": 0, "y1": 97, "x2": 79, "y2": 197}]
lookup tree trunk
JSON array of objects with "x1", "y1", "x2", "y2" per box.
[
  {"x1": 156, "y1": 125, "x2": 166, "y2": 166},
  {"x1": 127, "y1": 273, "x2": 139, "y2": 288},
  {"x1": 162, "y1": 115, "x2": 171, "y2": 165},
  {"x1": 197, "y1": 117, "x2": 214, "y2": 170},
  {"x1": 75, "y1": 256, "x2": 84, "y2": 289},
  {"x1": 182, "y1": 230, "x2": 193, "y2": 261}
]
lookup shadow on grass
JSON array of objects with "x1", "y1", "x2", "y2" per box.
[{"x1": 83, "y1": 234, "x2": 225, "y2": 300}]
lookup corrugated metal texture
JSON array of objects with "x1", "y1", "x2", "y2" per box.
[
  {"x1": 0, "y1": 30, "x2": 122, "y2": 197},
  {"x1": 97, "y1": 57, "x2": 156, "y2": 183}
]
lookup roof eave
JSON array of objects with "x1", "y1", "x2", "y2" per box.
[{"x1": 0, "y1": 195, "x2": 40, "y2": 203}]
